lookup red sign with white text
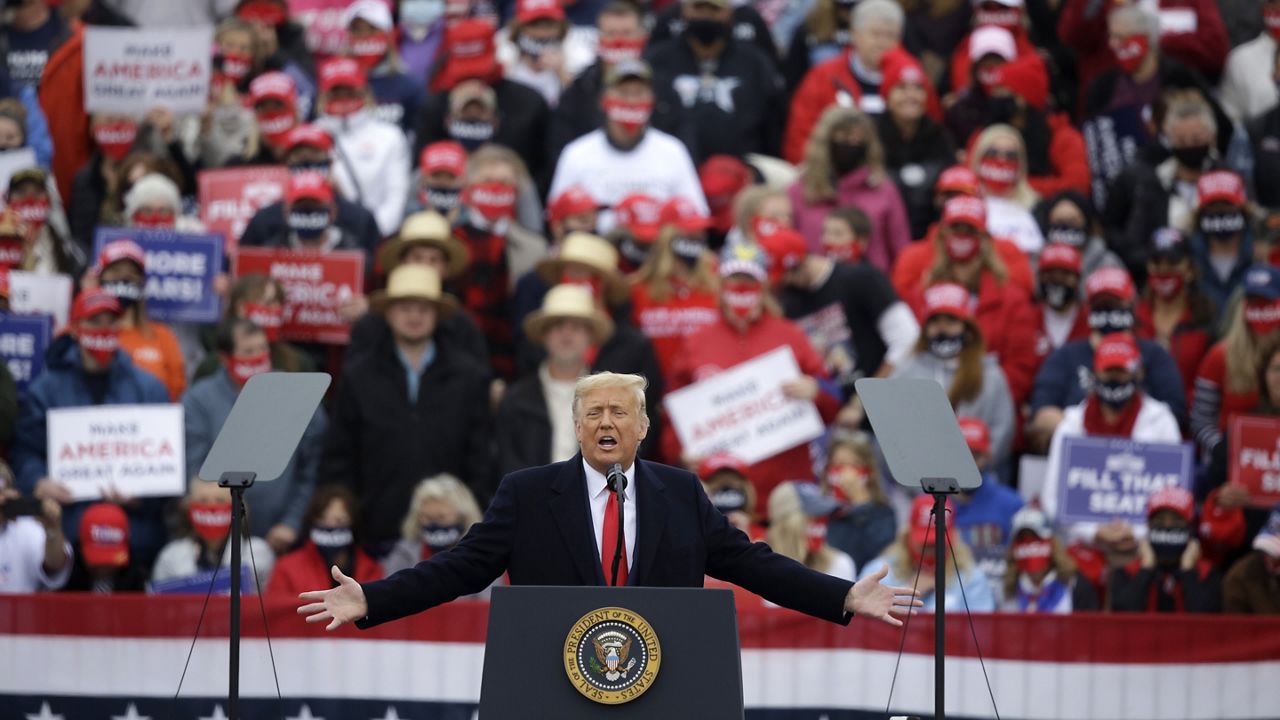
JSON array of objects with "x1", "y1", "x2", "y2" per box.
[
  {"x1": 198, "y1": 166, "x2": 291, "y2": 255},
  {"x1": 233, "y1": 248, "x2": 364, "y2": 344},
  {"x1": 1228, "y1": 415, "x2": 1280, "y2": 508}
]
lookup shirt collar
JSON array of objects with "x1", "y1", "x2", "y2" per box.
[
  {"x1": 582, "y1": 457, "x2": 636, "y2": 502},
  {"x1": 396, "y1": 342, "x2": 436, "y2": 374}
]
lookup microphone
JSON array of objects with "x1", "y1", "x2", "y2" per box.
[
  {"x1": 606, "y1": 463, "x2": 627, "y2": 493},
  {"x1": 606, "y1": 463, "x2": 627, "y2": 587}
]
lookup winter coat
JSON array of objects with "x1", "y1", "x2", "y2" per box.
[
  {"x1": 239, "y1": 196, "x2": 383, "y2": 262},
  {"x1": 875, "y1": 113, "x2": 956, "y2": 241},
  {"x1": 1219, "y1": 32, "x2": 1279, "y2": 123},
  {"x1": 413, "y1": 78, "x2": 551, "y2": 187},
  {"x1": 317, "y1": 109, "x2": 411, "y2": 238},
  {"x1": 891, "y1": 352, "x2": 1016, "y2": 468},
  {"x1": 1248, "y1": 105, "x2": 1280, "y2": 208},
  {"x1": 1224, "y1": 552, "x2": 1280, "y2": 614},
  {"x1": 647, "y1": 3, "x2": 779, "y2": 72},
  {"x1": 1110, "y1": 559, "x2": 1223, "y2": 613},
  {"x1": 891, "y1": 230, "x2": 1035, "y2": 299},
  {"x1": 266, "y1": 541, "x2": 383, "y2": 600},
  {"x1": 495, "y1": 371, "x2": 553, "y2": 479},
  {"x1": 346, "y1": 308, "x2": 490, "y2": 369},
  {"x1": 1190, "y1": 230, "x2": 1253, "y2": 324},
  {"x1": 825, "y1": 501, "x2": 897, "y2": 572},
  {"x1": 787, "y1": 166, "x2": 912, "y2": 274}
]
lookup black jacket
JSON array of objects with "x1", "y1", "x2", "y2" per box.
[
  {"x1": 875, "y1": 114, "x2": 957, "y2": 240},
  {"x1": 647, "y1": 37, "x2": 785, "y2": 164},
  {"x1": 648, "y1": 4, "x2": 780, "y2": 71},
  {"x1": 345, "y1": 308, "x2": 490, "y2": 369},
  {"x1": 1109, "y1": 562, "x2": 1223, "y2": 613},
  {"x1": 356, "y1": 455, "x2": 854, "y2": 628},
  {"x1": 321, "y1": 339, "x2": 493, "y2": 544},
  {"x1": 1110, "y1": 157, "x2": 1227, "y2": 282},
  {"x1": 494, "y1": 372, "x2": 552, "y2": 478},
  {"x1": 1249, "y1": 106, "x2": 1280, "y2": 209},
  {"x1": 239, "y1": 197, "x2": 382, "y2": 260},
  {"x1": 549, "y1": 63, "x2": 606, "y2": 165}
]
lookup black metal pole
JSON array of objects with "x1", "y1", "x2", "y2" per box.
[
  {"x1": 228, "y1": 486, "x2": 243, "y2": 720},
  {"x1": 611, "y1": 487, "x2": 625, "y2": 586},
  {"x1": 933, "y1": 491, "x2": 946, "y2": 720}
]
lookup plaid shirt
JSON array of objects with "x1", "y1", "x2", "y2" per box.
[{"x1": 453, "y1": 224, "x2": 513, "y2": 380}]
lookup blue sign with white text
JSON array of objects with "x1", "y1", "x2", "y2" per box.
[
  {"x1": 93, "y1": 227, "x2": 223, "y2": 323},
  {"x1": 0, "y1": 312, "x2": 52, "y2": 397},
  {"x1": 1057, "y1": 436, "x2": 1194, "y2": 525}
]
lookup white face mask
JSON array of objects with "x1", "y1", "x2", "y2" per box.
[{"x1": 401, "y1": 0, "x2": 445, "y2": 38}]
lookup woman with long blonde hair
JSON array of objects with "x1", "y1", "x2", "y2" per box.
[
  {"x1": 765, "y1": 482, "x2": 856, "y2": 581},
  {"x1": 787, "y1": 105, "x2": 911, "y2": 273},
  {"x1": 821, "y1": 434, "x2": 896, "y2": 569},
  {"x1": 383, "y1": 474, "x2": 487, "y2": 577},
  {"x1": 968, "y1": 123, "x2": 1044, "y2": 253}
]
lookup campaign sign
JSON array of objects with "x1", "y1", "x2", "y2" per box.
[
  {"x1": 0, "y1": 313, "x2": 52, "y2": 396},
  {"x1": 233, "y1": 248, "x2": 364, "y2": 344},
  {"x1": 1228, "y1": 415, "x2": 1280, "y2": 508},
  {"x1": 7, "y1": 271, "x2": 73, "y2": 331},
  {"x1": 149, "y1": 565, "x2": 255, "y2": 596},
  {"x1": 48, "y1": 404, "x2": 186, "y2": 502},
  {"x1": 1057, "y1": 436, "x2": 1193, "y2": 526},
  {"x1": 197, "y1": 165, "x2": 291, "y2": 254},
  {"x1": 664, "y1": 346, "x2": 825, "y2": 465},
  {"x1": 83, "y1": 26, "x2": 214, "y2": 115},
  {"x1": 93, "y1": 227, "x2": 222, "y2": 323},
  {"x1": 290, "y1": 0, "x2": 389, "y2": 56}
]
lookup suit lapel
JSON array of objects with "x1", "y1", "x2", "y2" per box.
[
  {"x1": 549, "y1": 454, "x2": 603, "y2": 585},
  {"x1": 631, "y1": 461, "x2": 668, "y2": 586}
]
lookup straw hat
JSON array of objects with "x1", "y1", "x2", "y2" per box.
[
  {"x1": 369, "y1": 264, "x2": 459, "y2": 317},
  {"x1": 379, "y1": 211, "x2": 469, "y2": 277},
  {"x1": 522, "y1": 284, "x2": 614, "y2": 345},
  {"x1": 536, "y1": 232, "x2": 628, "y2": 304}
]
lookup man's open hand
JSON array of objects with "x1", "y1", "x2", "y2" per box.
[
  {"x1": 845, "y1": 565, "x2": 921, "y2": 627},
  {"x1": 297, "y1": 566, "x2": 368, "y2": 631}
]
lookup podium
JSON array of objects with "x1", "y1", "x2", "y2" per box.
[{"x1": 479, "y1": 586, "x2": 744, "y2": 719}]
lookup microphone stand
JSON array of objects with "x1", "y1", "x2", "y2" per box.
[
  {"x1": 607, "y1": 465, "x2": 627, "y2": 587},
  {"x1": 922, "y1": 477, "x2": 959, "y2": 720}
]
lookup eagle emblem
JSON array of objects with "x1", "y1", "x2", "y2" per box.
[
  {"x1": 592, "y1": 631, "x2": 637, "y2": 681},
  {"x1": 564, "y1": 607, "x2": 661, "y2": 704}
]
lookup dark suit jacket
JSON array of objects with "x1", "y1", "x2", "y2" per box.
[{"x1": 358, "y1": 455, "x2": 855, "y2": 628}]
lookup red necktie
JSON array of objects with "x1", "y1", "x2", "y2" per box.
[{"x1": 601, "y1": 490, "x2": 627, "y2": 586}]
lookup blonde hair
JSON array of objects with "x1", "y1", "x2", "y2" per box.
[
  {"x1": 631, "y1": 223, "x2": 719, "y2": 302},
  {"x1": 926, "y1": 225, "x2": 1009, "y2": 287},
  {"x1": 400, "y1": 474, "x2": 483, "y2": 541},
  {"x1": 572, "y1": 372, "x2": 649, "y2": 424},
  {"x1": 801, "y1": 106, "x2": 888, "y2": 204},
  {"x1": 467, "y1": 143, "x2": 532, "y2": 188},
  {"x1": 765, "y1": 482, "x2": 838, "y2": 574},
  {"x1": 1225, "y1": 302, "x2": 1264, "y2": 394},
  {"x1": 732, "y1": 185, "x2": 790, "y2": 239},
  {"x1": 824, "y1": 432, "x2": 888, "y2": 505},
  {"x1": 969, "y1": 124, "x2": 1038, "y2": 209}
]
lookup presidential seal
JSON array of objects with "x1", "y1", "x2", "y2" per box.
[{"x1": 563, "y1": 607, "x2": 661, "y2": 705}]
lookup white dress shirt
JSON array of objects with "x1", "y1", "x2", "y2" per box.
[{"x1": 583, "y1": 458, "x2": 637, "y2": 576}]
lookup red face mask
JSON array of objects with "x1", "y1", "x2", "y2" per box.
[
  {"x1": 974, "y1": 5, "x2": 1020, "y2": 30},
  {"x1": 806, "y1": 518, "x2": 828, "y2": 555},
  {"x1": 1267, "y1": 7, "x2": 1280, "y2": 41},
  {"x1": 1147, "y1": 270, "x2": 1186, "y2": 300},
  {"x1": 131, "y1": 208, "x2": 176, "y2": 228},
  {"x1": 324, "y1": 96, "x2": 366, "y2": 118},
  {"x1": 221, "y1": 52, "x2": 252, "y2": 81},
  {"x1": 463, "y1": 181, "x2": 517, "y2": 222},
  {"x1": 256, "y1": 109, "x2": 297, "y2": 146},
  {"x1": 9, "y1": 196, "x2": 50, "y2": 229},
  {"x1": 750, "y1": 215, "x2": 783, "y2": 240},
  {"x1": 826, "y1": 463, "x2": 868, "y2": 502},
  {"x1": 78, "y1": 326, "x2": 120, "y2": 366},
  {"x1": 977, "y1": 157, "x2": 1018, "y2": 195},
  {"x1": 226, "y1": 350, "x2": 272, "y2": 386},
  {"x1": 94, "y1": 120, "x2": 138, "y2": 161},
  {"x1": 1114, "y1": 34, "x2": 1150, "y2": 74},
  {"x1": 560, "y1": 271, "x2": 603, "y2": 301},
  {"x1": 350, "y1": 31, "x2": 391, "y2": 71},
  {"x1": 602, "y1": 97, "x2": 653, "y2": 135},
  {"x1": 909, "y1": 543, "x2": 938, "y2": 573},
  {"x1": 944, "y1": 231, "x2": 981, "y2": 263},
  {"x1": 1012, "y1": 538, "x2": 1053, "y2": 576},
  {"x1": 597, "y1": 37, "x2": 645, "y2": 65},
  {"x1": 189, "y1": 502, "x2": 233, "y2": 543},
  {"x1": 243, "y1": 302, "x2": 284, "y2": 342},
  {"x1": 722, "y1": 278, "x2": 762, "y2": 321},
  {"x1": 1245, "y1": 299, "x2": 1280, "y2": 337},
  {"x1": 0, "y1": 235, "x2": 23, "y2": 270},
  {"x1": 823, "y1": 241, "x2": 863, "y2": 264}
]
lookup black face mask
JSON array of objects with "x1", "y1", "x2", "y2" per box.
[
  {"x1": 1171, "y1": 144, "x2": 1211, "y2": 170},
  {"x1": 421, "y1": 523, "x2": 465, "y2": 553},
  {"x1": 1094, "y1": 378, "x2": 1137, "y2": 409},
  {"x1": 1148, "y1": 526, "x2": 1190, "y2": 567},
  {"x1": 1046, "y1": 224, "x2": 1088, "y2": 248},
  {"x1": 101, "y1": 280, "x2": 144, "y2": 311},
  {"x1": 987, "y1": 95, "x2": 1019, "y2": 124},
  {"x1": 619, "y1": 236, "x2": 650, "y2": 267},
  {"x1": 288, "y1": 209, "x2": 330, "y2": 240},
  {"x1": 830, "y1": 141, "x2": 867, "y2": 176},
  {"x1": 1199, "y1": 211, "x2": 1245, "y2": 240},
  {"x1": 1088, "y1": 308, "x2": 1134, "y2": 335},
  {"x1": 671, "y1": 235, "x2": 705, "y2": 268},
  {"x1": 424, "y1": 187, "x2": 461, "y2": 214},
  {"x1": 928, "y1": 332, "x2": 965, "y2": 360},
  {"x1": 448, "y1": 119, "x2": 494, "y2": 151},
  {"x1": 1040, "y1": 281, "x2": 1077, "y2": 311},
  {"x1": 684, "y1": 18, "x2": 730, "y2": 45},
  {"x1": 710, "y1": 486, "x2": 748, "y2": 514},
  {"x1": 310, "y1": 526, "x2": 354, "y2": 567},
  {"x1": 288, "y1": 160, "x2": 332, "y2": 177}
]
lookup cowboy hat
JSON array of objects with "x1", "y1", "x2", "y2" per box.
[
  {"x1": 369, "y1": 264, "x2": 459, "y2": 317},
  {"x1": 535, "y1": 232, "x2": 629, "y2": 304},
  {"x1": 379, "y1": 211, "x2": 469, "y2": 277},
  {"x1": 522, "y1": 283, "x2": 614, "y2": 346}
]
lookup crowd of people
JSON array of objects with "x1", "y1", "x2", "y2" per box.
[{"x1": 0, "y1": 0, "x2": 1278, "y2": 616}]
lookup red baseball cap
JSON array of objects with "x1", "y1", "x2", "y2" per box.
[
  {"x1": 98, "y1": 238, "x2": 146, "y2": 271},
  {"x1": 283, "y1": 124, "x2": 333, "y2": 153},
  {"x1": 882, "y1": 55, "x2": 928, "y2": 99},
  {"x1": 79, "y1": 503, "x2": 130, "y2": 568},
  {"x1": 419, "y1": 141, "x2": 467, "y2": 176},
  {"x1": 547, "y1": 186, "x2": 598, "y2": 224},
  {"x1": 70, "y1": 288, "x2": 122, "y2": 324},
  {"x1": 922, "y1": 282, "x2": 972, "y2": 321},
  {"x1": 942, "y1": 195, "x2": 987, "y2": 229},
  {"x1": 993, "y1": 54, "x2": 1049, "y2": 111},
  {"x1": 1147, "y1": 485, "x2": 1194, "y2": 523},
  {"x1": 1094, "y1": 332, "x2": 1140, "y2": 373},
  {"x1": 1197, "y1": 170, "x2": 1246, "y2": 209},
  {"x1": 248, "y1": 70, "x2": 296, "y2": 106},
  {"x1": 516, "y1": 0, "x2": 564, "y2": 23},
  {"x1": 957, "y1": 416, "x2": 991, "y2": 455},
  {"x1": 936, "y1": 165, "x2": 981, "y2": 197},
  {"x1": 287, "y1": 171, "x2": 335, "y2": 204},
  {"x1": 757, "y1": 226, "x2": 808, "y2": 278},
  {"x1": 698, "y1": 452, "x2": 749, "y2": 480},
  {"x1": 909, "y1": 494, "x2": 955, "y2": 548},
  {"x1": 658, "y1": 196, "x2": 711, "y2": 233},
  {"x1": 318, "y1": 56, "x2": 366, "y2": 93},
  {"x1": 1084, "y1": 266, "x2": 1136, "y2": 303},
  {"x1": 613, "y1": 193, "x2": 663, "y2": 242},
  {"x1": 436, "y1": 19, "x2": 499, "y2": 91},
  {"x1": 236, "y1": 0, "x2": 288, "y2": 26},
  {"x1": 1038, "y1": 243, "x2": 1082, "y2": 274},
  {"x1": 699, "y1": 155, "x2": 753, "y2": 233}
]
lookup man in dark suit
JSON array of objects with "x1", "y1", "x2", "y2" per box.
[{"x1": 299, "y1": 373, "x2": 918, "y2": 629}]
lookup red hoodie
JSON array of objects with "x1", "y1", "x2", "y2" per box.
[{"x1": 662, "y1": 313, "x2": 840, "y2": 514}]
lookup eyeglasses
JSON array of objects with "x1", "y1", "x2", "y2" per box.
[{"x1": 983, "y1": 149, "x2": 1019, "y2": 162}]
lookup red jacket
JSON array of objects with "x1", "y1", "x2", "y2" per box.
[
  {"x1": 1027, "y1": 114, "x2": 1092, "y2": 197},
  {"x1": 38, "y1": 22, "x2": 91, "y2": 205},
  {"x1": 948, "y1": 28, "x2": 1044, "y2": 97},
  {"x1": 1134, "y1": 300, "x2": 1213, "y2": 405},
  {"x1": 907, "y1": 272, "x2": 1041, "y2": 406},
  {"x1": 890, "y1": 226, "x2": 1035, "y2": 299},
  {"x1": 266, "y1": 541, "x2": 384, "y2": 599},
  {"x1": 630, "y1": 280, "x2": 720, "y2": 384},
  {"x1": 1195, "y1": 341, "x2": 1259, "y2": 432},
  {"x1": 662, "y1": 313, "x2": 840, "y2": 513}
]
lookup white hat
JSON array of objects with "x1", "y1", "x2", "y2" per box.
[
  {"x1": 123, "y1": 173, "x2": 181, "y2": 218},
  {"x1": 969, "y1": 25, "x2": 1017, "y2": 62},
  {"x1": 343, "y1": 0, "x2": 394, "y2": 31}
]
